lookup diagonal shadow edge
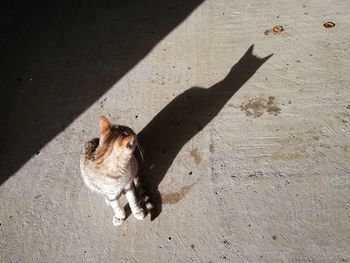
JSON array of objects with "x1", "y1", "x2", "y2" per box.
[{"x1": 137, "y1": 45, "x2": 273, "y2": 219}]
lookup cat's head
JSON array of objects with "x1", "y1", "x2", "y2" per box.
[{"x1": 95, "y1": 116, "x2": 137, "y2": 161}]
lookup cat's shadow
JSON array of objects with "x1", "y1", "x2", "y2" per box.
[{"x1": 136, "y1": 45, "x2": 272, "y2": 220}]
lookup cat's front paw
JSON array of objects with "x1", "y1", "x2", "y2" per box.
[
  {"x1": 133, "y1": 208, "x2": 145, "y2": 220},
  {"x1": 113, "y1": 215, "x2": 125, "y2": 226}
]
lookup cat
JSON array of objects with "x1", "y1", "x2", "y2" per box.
[{"x1": 80, "y1": 116, "x2": 152, "y2": 226}]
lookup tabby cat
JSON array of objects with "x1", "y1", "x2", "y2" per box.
[{"x1": 80, "y1": 116, "x2": 151, "y2": 226}]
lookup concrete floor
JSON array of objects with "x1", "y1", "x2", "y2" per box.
[{"x1": 1, "y1": 0, "x2": 350, "y2": 262}]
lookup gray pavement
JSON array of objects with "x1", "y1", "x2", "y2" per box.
[{"x1": 1, "y1": 1, "x2": 349, "y2": 262}]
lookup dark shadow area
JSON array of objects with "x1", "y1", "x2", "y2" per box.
[
  {"x1": 137, "y1": 46, "x2": 272, "y2": 219},
  {"x1": 0, "y1": 0, "x2": 204, "y2": 184}
]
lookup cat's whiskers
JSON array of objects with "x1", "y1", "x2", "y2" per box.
[{"x1": 136, "y1": 142, "x2": 144, "y2": 162}]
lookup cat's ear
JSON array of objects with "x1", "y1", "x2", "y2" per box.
[{"x1": 99, "y1": 116, "x2": 112, "y2": 135}]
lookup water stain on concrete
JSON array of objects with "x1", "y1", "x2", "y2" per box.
[
  {"x1": 161, "y1": 183, "x2": 196, "y2": 204},
  {"x1": 240, "y1": 96, "x2": 281, "y2": 118},
  {"x1": 190, "y1": 148, "x2": 202, "y2": 165},
  {"x1": 209, "y1": 144, "x2": 215, "y2": 153}
]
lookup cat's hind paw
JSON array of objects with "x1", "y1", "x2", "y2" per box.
[
  {"x1": 113, "y1": 215, "x2": 125, "y2": 226},
  {"x1": 133, "y1": 208, "x2": 145, "y2": 220}
]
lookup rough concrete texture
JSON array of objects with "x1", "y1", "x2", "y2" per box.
[{"x1": 1, "y1": 0, "x2": 350, "y2": 262}]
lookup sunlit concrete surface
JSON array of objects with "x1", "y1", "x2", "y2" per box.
[{"x1": 1, "y1": 0, "x2": 349, "y2": 262}]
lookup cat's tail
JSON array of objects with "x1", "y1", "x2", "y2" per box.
[{"x1": 134, "y1": 177, "x2": 154, "y2": 213}]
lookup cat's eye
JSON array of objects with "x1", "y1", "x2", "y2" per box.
[{"x1": 127, "y1": 141, "x2": 133, "y2": 148}]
